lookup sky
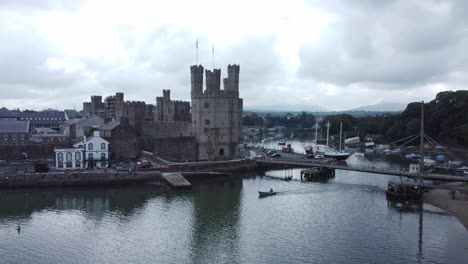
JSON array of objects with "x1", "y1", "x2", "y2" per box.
[{"x1": 0, "y1": 0, "x2": 467, "y2": 111}]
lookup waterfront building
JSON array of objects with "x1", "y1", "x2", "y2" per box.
[{"x1": 54, "y1": 131, "x2": 109, "y2": 169}]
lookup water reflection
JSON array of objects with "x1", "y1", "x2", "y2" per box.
[
  {"x1": 189, "y1": 178, "x2": 243, "y2": 264},
  {"x1": 0, "y1": 186, "x2": 165, "y2": 221}
]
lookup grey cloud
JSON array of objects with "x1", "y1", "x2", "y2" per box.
[{"x1": 299, "y1": 0, "x2": 468, "y2": 87}]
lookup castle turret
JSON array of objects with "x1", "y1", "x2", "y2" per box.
[
  {"x1": 163, "y1": 89, "x2": 170, "y2": 101},
  {"x1": 223, "y1": 78, "x2": 228, "y2": 90},
  {"x1": 227, "y1": 64, "x2": 240, "y2": 91},
  {"x1": 191, "y1": 65, "x2": 204, "y2": 95},
  {"x1": 205, "y1": 69, "x2": 221, "y2": 91}
]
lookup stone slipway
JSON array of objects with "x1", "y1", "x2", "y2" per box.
[{"x1": 161, "y1": 172, "x2": 191, "y2": 189}]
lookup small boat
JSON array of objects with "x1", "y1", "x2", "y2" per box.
[
  {"x1": 258, "y1": 190, "x2": 277, "y2": 198},
  {"x1": 278, "y1": 142, "x2": 286, "y2": 146}
]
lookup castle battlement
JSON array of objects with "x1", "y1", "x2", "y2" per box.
[{"x1": 192, "y1": 90, "x2": 239, "y2": 98}]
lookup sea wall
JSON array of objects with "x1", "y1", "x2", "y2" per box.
[
  {"x1": 162, "y1": 160, "x2": 257, "y2": 173},
  {"x1": 0, "y1": 171, "x2": 162, "y2": 188}
]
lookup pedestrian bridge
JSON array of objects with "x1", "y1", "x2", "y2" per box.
[{"x1": 256, "y1": 159, "x2": 468, "y2": 183}]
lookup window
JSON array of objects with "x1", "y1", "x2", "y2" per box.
[
  {"x1": 205, "y1": 120, "x2": 210, "y2": 125},
  {"x1": 204, "y1": 102, "x2": 210, "y2": 109},
  {"x1": 66, "y1": 152, "x2": 72, "y2": 161},
  {"x1": 101, "y1": 143, "x2": 106, "y2": 150},
  {"x1": 219, "y1": 148, "x2": 225, "y2": 156},
  {"x1": 101, "y1": 153, "x2": 106, "y2": 161},
  {"x1": 88, "y1": 143, "x2": 93, "y2": 150},
  {"x1": 88, "y1": 153, "x2": 93, "y2": 161},
  {"x1": 75, "y1": 152, "x2": 81, "y2": 160},
  {"x1": 58, "y1": 152, "x2": 64, "y2": 161}
]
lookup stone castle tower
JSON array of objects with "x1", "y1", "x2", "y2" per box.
[{"x1": 191, "y1": 64, "x2": 243, "y2": 160}]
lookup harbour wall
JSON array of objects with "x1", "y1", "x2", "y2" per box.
[
  {"x1": 0, "y1": 171, "x2": 162, "y2": 188},
  {"x1": 0, "y1": 160, "x2": 258, "y2": 188}
]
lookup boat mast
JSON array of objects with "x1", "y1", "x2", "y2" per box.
[
  {"x1": 314, "y1": 121, "x2": 318, "y2": 144},
  {"x1": 326, "y1": 121, "x2": 330, "y2": 146},
  {"x1": 339, "y1": 122, "x2": 343, "y2": 151},
  {"x1": 419, "y1": 101, "x2": 424, "y2": 182}
]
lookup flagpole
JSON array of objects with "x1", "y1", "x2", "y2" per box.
[
  {"x1": 212, "y1": 45, "x2": 214, "y2": 70},
  {"x1": 196, "y1": 40, "x2": 198, "y2": 65}
]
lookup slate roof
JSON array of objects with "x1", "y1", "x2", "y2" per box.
[
  {"x1": 64, "y1": 109, "x2": 82, "y2": 119},
  {"x1": 0, "y1": 120, "x2": 29, "y2": 133},
  {"x1": 98, "y1": 121, "x2": 120, "y2": 131},
  {"x1": 0, "y1": 107, "x2": 18, "y2": 118},
  {"x1": 18, "y1": 112, "x2": 66, "y2": 126}
]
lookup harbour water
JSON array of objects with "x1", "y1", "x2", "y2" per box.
[{"x1": 1, "y1": 167, "x2": 467, "y2": 263}]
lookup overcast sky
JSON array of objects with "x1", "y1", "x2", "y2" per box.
[{"x1": 1, "y1": 0, "x2": 467, "y2": 111}]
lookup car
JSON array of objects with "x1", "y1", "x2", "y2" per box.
[
  {"x1": 306, "y1": 154, "x2": 314, "y2": 159},
  {"x1": 271, "y1": 153, "x2": 281, "y2": 158},
  {"x1": 137, "y1": 161, "x2": 152, "y2": 169},
  {"x1": 266, "y1": 150, "x2": 276, "y2": 155}
]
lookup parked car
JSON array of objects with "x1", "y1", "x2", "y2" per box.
[
  {"x1": 137, "y1": 161, "x2": 152, "y2": 169},
  {"x1": 306, "y1": 154, "x2": 314, "y2": 159},
  {"x1": 271, "y1": 153, "x2": 281, "y2": 158}
]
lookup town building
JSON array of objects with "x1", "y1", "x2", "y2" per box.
[
  {"x1": 0, "y1": 120, "x2": 31, "y2": 145},
  {"x1": 31, "y1": 127, "x2": 68, "y2": 144},
  {"x1": 54, "y1": 131, "x2": 109, "y2": 169},
  {"x1": 97, "y1": 118, "x2": 139, "y2": 159},
  {"x1": 60, "y1": 115, "x2": 104, "y2": 140},
  {"x1": 0, "y1": 107, "x2": 18, "y2": 120},
  {"x1": 17, "y1": 111, "x2": 66, "y2": 130}
]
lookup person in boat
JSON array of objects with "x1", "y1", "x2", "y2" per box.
[{"x1": 270, "y1": 188, "x2": 274, "y2": 193}]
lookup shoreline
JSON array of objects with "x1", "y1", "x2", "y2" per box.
[{"x1": 423, "y1": 187, "x2": 468, "y2": 231}]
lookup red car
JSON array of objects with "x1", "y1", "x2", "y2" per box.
[{"x1": 137, "y1": 161, "x2": 152, "y2": 169}]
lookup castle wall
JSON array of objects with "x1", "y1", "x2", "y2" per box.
[
  {"x1": 153, "y1": 137, "x2": 198, "y2": 161},
  {"x1": 142, "y1": 121, "x2": 191, "y2": 139}
]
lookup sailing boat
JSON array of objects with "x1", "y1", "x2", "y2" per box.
[
  {"x1": 324, "y1": 122, "x2": 350, "y2": 161},
  {"x1": 305, "y1": 121, "x2": 329, "y2": 156}
]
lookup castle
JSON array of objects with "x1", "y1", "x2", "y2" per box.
[{"x1": 82, "y1": 64, "x2": 243, "y2": 161}]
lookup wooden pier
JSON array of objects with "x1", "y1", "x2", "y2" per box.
[{"x1": 300, "y1": 167, "x2": 335, "y2": 181}]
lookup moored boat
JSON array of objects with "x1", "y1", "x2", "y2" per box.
[
  {"x1": 324, "y1": 151, "x2": 350, "y2": 161},
  {"x1": 282, "y1": 176, "x2": 293, "y2": 181}
]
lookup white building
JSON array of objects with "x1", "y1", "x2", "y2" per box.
[
  {"x1": 55, "y1": 131, "x2": 109, "y2": 169},
  {"x1": 409, "y1": 164, "x2": 420, "y2": 174}
]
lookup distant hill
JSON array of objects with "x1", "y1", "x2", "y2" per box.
[
  {"x1": 347, "y1": 102, "x2": 406, "y2": 112},
  {"x1": 246, "y1": 104, "x2": 328, "y2": 113}
]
